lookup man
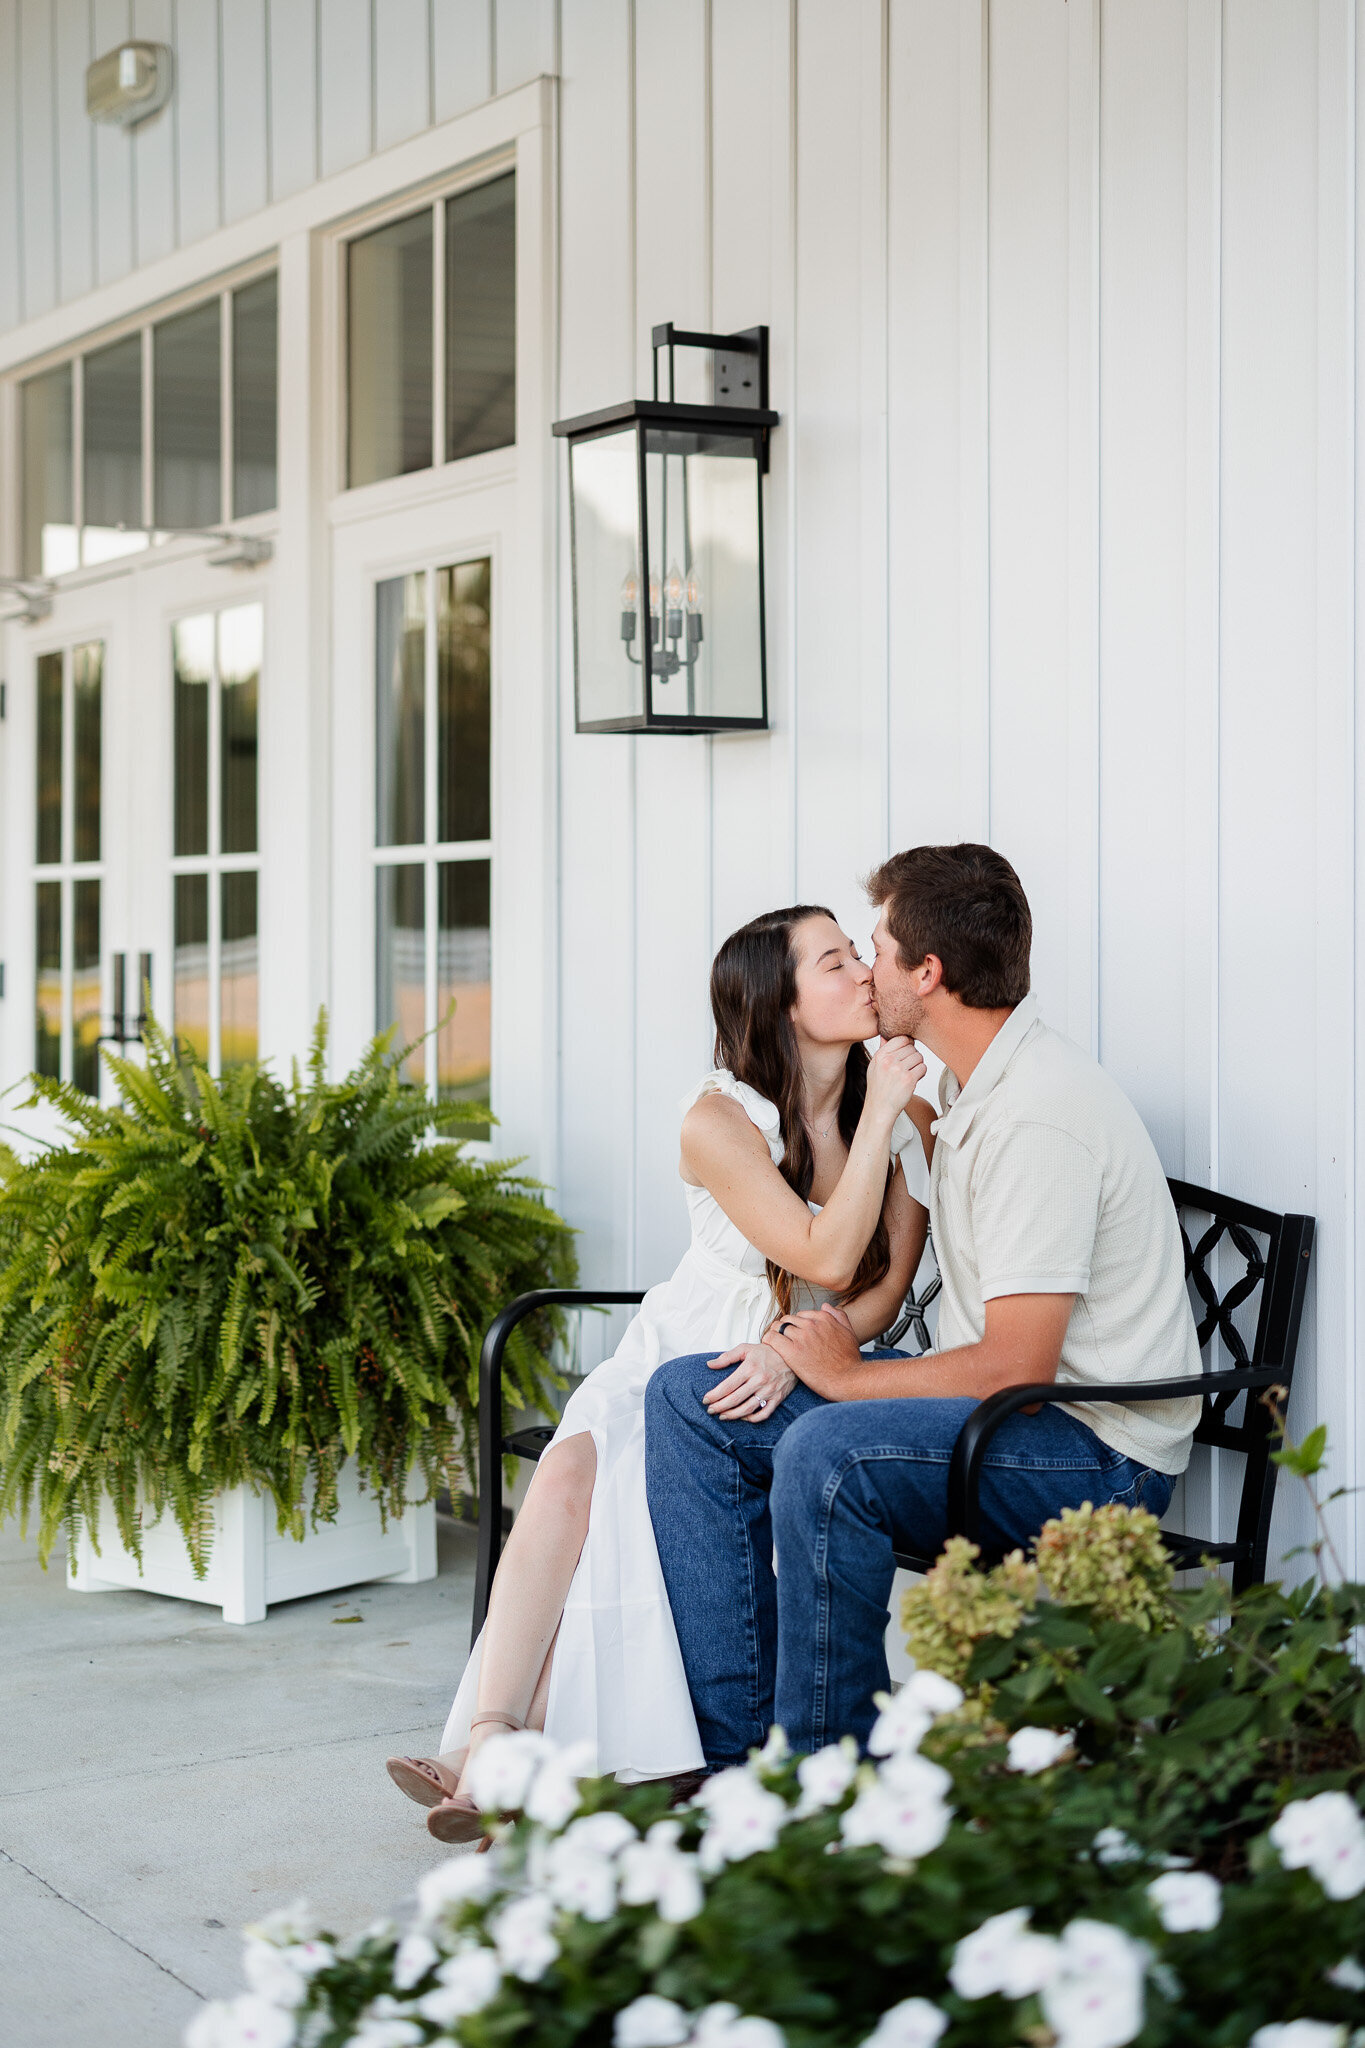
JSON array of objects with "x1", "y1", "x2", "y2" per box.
[{"x1": 644, "y1": 843, "x2": 1200, "y2": 1767}]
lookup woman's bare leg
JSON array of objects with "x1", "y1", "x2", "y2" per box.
[{"x1": 454, "y1": 1435, "x2": 596, "y2": 1792}]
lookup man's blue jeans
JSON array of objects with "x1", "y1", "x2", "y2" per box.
[{"x1": 643, "y1": 1353, "x2": 1175, "y2": 1766}]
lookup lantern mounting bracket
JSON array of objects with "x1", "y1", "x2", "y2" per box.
[{"x1": 650, "y1": 324, "x2": 771, "y2": 467}]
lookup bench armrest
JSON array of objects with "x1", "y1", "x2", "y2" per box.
[{"x1": 946, "y1": 1367, "x2": 1283, "y2": 1544}]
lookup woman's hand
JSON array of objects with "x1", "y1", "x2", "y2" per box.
[
  {"x1": 863, "y1": 1035, "x2": 928, "y2": 1131},
  {"x1": 703, "y1": 1342, "x2": 797, "y2": 1422}
]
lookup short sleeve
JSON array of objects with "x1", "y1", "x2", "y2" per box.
[
  {"x1": 971, "y1": 1122, "x2": 1102, "y2": 1300},
  {"x1": 891, "y1": 1112, "x2": 931, "y2": 1209}
]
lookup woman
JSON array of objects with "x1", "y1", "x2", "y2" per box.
[{"x1": 386, "y1": 906, "x2": 935, "y2": 1838}]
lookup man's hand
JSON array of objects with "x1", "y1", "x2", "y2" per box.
[
  {"x1": 703, "y1": 1342, "x2": 797, "y2": 1421},
  {"x1": 764, "y1": 1304, "x2": 866, "y2": 1399}
]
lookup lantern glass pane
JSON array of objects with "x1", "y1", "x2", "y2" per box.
[
  {"x1": 643, "y1": 426, "x2": 763, "y2": 723},
  {"x1": 568, "y1": 427, "x2": 645, "y2": 727}
]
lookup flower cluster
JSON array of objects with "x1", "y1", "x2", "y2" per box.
[
  {"x1": 1271, "y1": 1794, "x2": 1365, "y2": 1901},
  {"x1": 1031, "y1": 1501, "x2": 1175, "y2": 1628},
  {"x1": 899, "y1": 1536, "x2": 1039, "y2": 1684},
  {"x1": 950, "y1": 1908, "x2": 1150, "y2": 2048}
]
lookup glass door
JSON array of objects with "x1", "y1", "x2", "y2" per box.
[{"x1": 31, "y1": 639, "x2": 106, "y2": 1093}]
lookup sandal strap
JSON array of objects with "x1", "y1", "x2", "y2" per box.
[{"x1": 469, "y1": 1709, "x2": 526, "y2": 1733}]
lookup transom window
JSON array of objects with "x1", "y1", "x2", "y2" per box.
[
  {"x1": 172, "y1": 604, "x2": 262, "y2": 1073},
  {"x1": 374, "y1": 559, "x2": 491, "y2": 1133},
  {"x1": 33, "y1": 642, "x2": 103, "y2": 1095},
  {"x1": 347, "y1": 173, "x2": 515, "y2": 488},
  {"x1": 19, "y1": 271, "x2": 277, "y2": 577}
]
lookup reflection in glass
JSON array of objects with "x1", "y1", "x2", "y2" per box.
[
  {"x1": 35, "y1": 881, "x2": 61, "y2": 1080},
  {"x1": 376, "y1": 864, "x2": 425, "y2": 1085},
  {"x1": 154, "y1": 300, "x2": 221, "y2": 530},
  {"x1": 219, "y1": 604, "x2": 261, "y2": 855},
  {"x1": 567, "y1": 429, "x2": 644, "y2": 726},
  {"x1": 375, "y1": 573, "x2": 425, "y2": 847},
  {"x1": 21, "y1": 366, "x2": 77, "y2": 576},
  {"x1": 437, "y1": 560, "x2": 490, "y2": 842},
  {"x1": 36, "y1": 651, "x2": 63, "y2": 865},
  {"x1": 72, "y1": 879, "x2": 101, "y2": 1097},
  {"x1": 348, "y1": 210, "x2": 433, "y2": 487},
  {"x1": 83, "y1": 334, "x2": 147, "y2": 563},
  {"x1": 445, "y1": 174, "x2": 515, "y2": 462},
  {"x1": 174, "y1": 873, "x2": 210, "y2": 1064},
  {"x1": 221, "y1": 872, "x2": 259, "y2": 1068},
  {"x1": 233, "y1": 273, "x2": 278, "y2": 517},
  {"x1": 173, "y1": 614, "x2": 212, "y2": 857},
  {"x1": 643, "y1": 425, "x2": 763, "y2": 723},
  {"x1": 437, "y1": 861, "x2": 490, "y2": 1131},
  {"x1": 72, "y1": 643, "x2": 102, "y2": 864}
]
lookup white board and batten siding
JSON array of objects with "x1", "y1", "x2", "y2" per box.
[{"x1": 0, "y1": 0, "x2": 1359, "y2": 1578}]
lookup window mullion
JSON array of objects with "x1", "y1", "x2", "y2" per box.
[
  {"x1": 208, "y1": 625, "x2": 222, "y2": 1074},
  {"x1": 220, "y1": 291, "x2": 233, "y2": 527},
  {"x1": 432, "y1": 197, "x2": 446, "y2": 470},
  {"x1": 141, "y1": 326, "x2": 154, "y2": 532},
  {"x1": 425, "y1": 568, "x2": 439, "y2": 1100},
  {"x1": 71, "y1": 355, "x2": 85, "y2": 545}
]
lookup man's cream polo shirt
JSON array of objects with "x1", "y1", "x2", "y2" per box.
[{"x1": 922, "y1": 993, "x2": 1201, "y2": 1476}]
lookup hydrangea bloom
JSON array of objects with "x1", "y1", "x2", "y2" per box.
[
  {"x1": 1146, "y1": 1870, "x2": 1222, "y2": 1933},
  {"x1": 696, "y1": 1767, "x2": 789, "y2": 1872},
  {"x1": 1270, "y1": 1792, "x2": 1365, "y2": 1900},
  {"x1": 948, "y1": 1906, "x2": 1060, "y2": 2000},
  {"x1": 1039, "y1": 1920, "x2": 1147, "y2": 2048},
  {"x1": 490, "y1": 1892, "x2": 560, "y2": 1981},
  {"x1": 857, "y1": 1995, "x2": 949, "y2": 2047},
  {"x1": 613, "y1": 1993, "x2": 693, "y2": 2047},
  {"x1": 841, "y1": 1752, "x2": 953, "y2": 1860},
  {"x1": 415, "y1": 1945, "x2": 503, "y2": 2022},
  {"x1": 618, "y1": 1819, "x2": 705, "y2": 1923},
  {"x1": 185, "y1": 1996, "x2": 296, "y2": 2048},
  {"x1": 794, "y1": 1740, "x2": 858, "y2": 1815},
  {"x1": 1005, "y1": 1726, "x2": 1074, "y2": 1775},
  {"x1": 1249, "y1": 2026, "x2": 1347, "y2": 2048}
]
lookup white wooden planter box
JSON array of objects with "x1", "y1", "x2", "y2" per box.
[{"x1": 66, "y1": 1460, "x2": 437, "y2": 1624}]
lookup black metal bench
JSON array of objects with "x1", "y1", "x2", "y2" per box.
[{"x1": 469, "y1": 1181, "x2": 1314, "y2": 1644}]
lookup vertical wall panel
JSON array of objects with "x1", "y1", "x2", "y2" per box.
[
  {"x1": 710, "y1": 0, "x2": 796, "y2": 945},
  {"x1": 0, "y1": 1, "x2": 18, "y2": 333},
  {"x1": 632, "y1": 0, "x2": 713, "y2": 1285},
  {"x1": 887, "y1": 0, "x2": 989, "y2": 853},
  {"x1": 53, "y1": 0, "x2": 94, "y2": 303},
  {"x1": 556, "y1": 0, "x2": 639, "y2": 1298},
  {"x1": 432, "y1": 0, "x2": 492, "y2": 118},
  {"x1": 18, "y1": 0, "x2": 59, "y2": 317},
  {"x1": 221, "y1": 0, "x2": 269, "y2": 227},
  {"x1": 494, "y1": 0, "x2": 555, "y2": 94},
  {"x1": 318, "y1": 0, "x2": 374, "y2": 177},
  {"x1": 91, "y1": 0, "x2": 134, "y2": 283},
  {"x1": 176, "y1": 0, "x2": 225, "y2": 245},
  {"x1": 374, "y1": 0, "x2": 432, "y2": 149},
  {"x1": 267, "y1": 0, "x2": 318, "y2": 200},
  {"x1": 130, "y1": 0, "x2": 176, "y2": 262}
]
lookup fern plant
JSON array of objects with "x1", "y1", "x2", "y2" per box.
[{"x1": 0, "y1": 1013, "x2": 576, "y2": 1574}]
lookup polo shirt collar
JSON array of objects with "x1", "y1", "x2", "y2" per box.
[{"x1": 932, "y1": 992, "x2": 1041, "y2": 1150}]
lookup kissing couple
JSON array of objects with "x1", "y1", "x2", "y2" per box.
[{"x1": 388, "y1": 842, "x2": 1200, "y2": 1836}]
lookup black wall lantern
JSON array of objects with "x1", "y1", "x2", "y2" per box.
[{"x1": 553, "y1": 324, "x2": 779, "y2": 734}]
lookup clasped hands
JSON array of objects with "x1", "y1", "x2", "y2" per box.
[{"x1": 701, "y1": 1302, "x2": 867, "y2": 1421}]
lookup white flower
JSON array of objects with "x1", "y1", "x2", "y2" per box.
[
  {"x1": 1271, "y1": 1793, "x2": 1365, "y2": 1901},
  {"x1": 613, "y1": 1992, "x2": 693, "y2": 2047},
  {"x1": 795, "y1": 1740, "x2": 858, "y2": 1815},
  {"x1": 244, "y1": 1904, "x2": 322, "y2": 1948},
  {"x1": 414, "y1": 1854, "x2": 500, "y2": 1925},
  {"x1": 867, "y1": 1672, "x2": 964, "y2": 1758},
  {"x1": 949, "y1": 1907, "x2": 1060, "y2": 2000},
  {"x1": 466, "y1": 1728, "x2": 550, "y2": 1812},
  {"x1": 1092, "y1": 1826, "x2": 1145, "y2": 1866},
  {"x1": 523, "y1": 1740, "x2": 597, "y2": 1830},
  {"x1": 857, "y1": 1995, "x2": 949, "y2": 2048},
  {"x1": 755, "y1": 1726, "x2": 791, "y2": 1767},
  {"x1": 619, "y1": 1820, "x2": 705, "y2": 1923},
  {"x1": 390, "y1": 1932, "x2": 439, "y2": 1992},
  {"x1": 241, "y1": 1941, "x2": 317, "y2": 2010},
  {"x1": 1328, "y1": 1957, "x2": 1365, "y2": 1992},
  {"x1": 539, "y1": 1838, "x2": 618, "y2": 1921},
  {"x1": 490, "y1": 1892, "x2": 560, "y2": 1981},
  {"x1": 416, "y1": 1944, "x2": 503, "y2": 2021},
  {"x1": 566, "y1": 1810, "x2": 638, "y2": 1857},
  {"x1": 348, "y1": 2022, "x2": 424, "y2": 2048},
  {"x1": 185, "y1": 1998, "x2": 296, "y2": 2048},
  {"x1": 690, "y1": 2004, "x2": 786, "y2": 2048},
  {"x1": 1040, "y1": 1920, "x2": 1147, "y2": 2048},
  {"x1": 1005, "y1": 1726, "x2": 1074, "y2": 1775},
  {"x1": 841, "y1": 1753, "x2": 953, "y2": 1861},
  {"x1": 1250, "y1": 2027, "x2": 1347, "y2": 2048},
  {"x1": 1146, "y1": 1869, "x2": 1222, "y2": 1933},
  {"x1": 696, "y1": 1768, "x2": 789, "y2": 1872}
]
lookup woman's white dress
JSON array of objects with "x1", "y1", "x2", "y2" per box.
[{"x1": 440, "y1": 1069, "x2": 930, "y2": 1781}]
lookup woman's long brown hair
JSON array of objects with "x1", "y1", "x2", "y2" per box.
[{"x1": 709, "y1": 906, "x2": 891, "y2": 1318}]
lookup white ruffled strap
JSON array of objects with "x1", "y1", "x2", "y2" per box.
[{"x1": 680, "y1": 1069, "x2": 784, "y2": 1160}]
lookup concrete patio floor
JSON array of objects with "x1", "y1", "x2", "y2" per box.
[{"x1": 1, "y1": 1507, "x2": 483, "y2": 2048}]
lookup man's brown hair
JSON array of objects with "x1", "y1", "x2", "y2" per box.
[{"x1": 865, "y1": 843, "x2": 1032, "y2": 1009}]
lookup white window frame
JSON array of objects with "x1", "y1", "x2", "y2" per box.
[{"x1": 30, "y1": 638, "x2": 105, "y2": 1090}]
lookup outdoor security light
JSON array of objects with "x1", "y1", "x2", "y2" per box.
[{"x1": 554, "y1": 325, "x2": 778, "y2": 734}]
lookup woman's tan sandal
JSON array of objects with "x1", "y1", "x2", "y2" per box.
[
  {"x1": 424, "y1": 1712, "x2": 526, "y2": 1845},
  {"x1": 386, "y1": 1748, "x2": 468, "y2": 1810}
]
